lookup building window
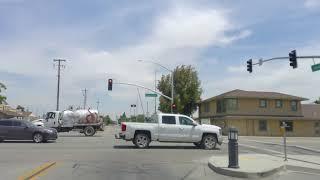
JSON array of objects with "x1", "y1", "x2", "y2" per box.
[
  {"x1": 259, "y1": 120, "x2": 267, "y2": 131},
  {"x1": 226, "y1": 98, "x2": 238, "y2": 111},
  {"x1": 291, "y1": 101, "x2": 298, "y2": 111},
  {"x1": 204, "y1": 102, "x2": 210, "y2": 113},
  {"x1": 259, "y1": 99, "x2": 267, "y2": 108},
  {"x1": 280, "y1": 121, "x2": 293, "y2": 132},
  {"x1": 217, "y1": 100, "x2": 225, "y2": 113},
  {"x1": 275, "y1": 100, "x2": 283, "y2": 108},
  {"x1": 315, "y1": 121, "x2": 319, "y2": 127}
]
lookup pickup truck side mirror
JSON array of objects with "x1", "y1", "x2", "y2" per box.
[{"x1": 192, "y1": 122, "x2": 198, "y2": 126}]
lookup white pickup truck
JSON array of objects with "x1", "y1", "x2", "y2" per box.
[{"x1": 115, "y1": 113, "x2": 223, "y2": 149}]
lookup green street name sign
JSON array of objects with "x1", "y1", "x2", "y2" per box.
[
  {"x1": 311, "y1": 63, "x2": 320, "y2": 72},
  {"x1": 145, "y1": 93, "x2": 157, "y2": 97}
]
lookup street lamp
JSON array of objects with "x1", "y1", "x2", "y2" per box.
[{"x1": 138, "y1": 60, "x2": 174, "y2": 113}]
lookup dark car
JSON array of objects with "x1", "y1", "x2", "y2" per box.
[{"x1": 0, "y1": 119, "x2": 58, "y2": 143}]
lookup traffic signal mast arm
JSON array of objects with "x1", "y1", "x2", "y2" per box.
[
  {"x1": 113, "y1": 82, "x2": 173, "y2": 101},
  {"x1": 252, "y1": 56, "x2": 320, "y2": 66}
]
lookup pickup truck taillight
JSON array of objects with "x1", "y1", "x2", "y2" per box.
[{"x1": 121, "y1": 123, "x2": 126, "y2": 131}]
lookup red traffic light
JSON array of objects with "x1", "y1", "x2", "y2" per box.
[{"x1": 172, "y1": 104, "x2": 176, "y2": 109}]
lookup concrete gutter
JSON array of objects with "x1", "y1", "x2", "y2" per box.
[
  {"x1": 208, "y1": 154, "x2": 285, "y2": 178},
  {"x1": 242, "y1": 139, "x2": 320, "y2": 154}
]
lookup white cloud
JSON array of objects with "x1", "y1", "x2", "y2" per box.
[
  {"x1": 304, "y1": 0, "x2": 320, "y2": 8},
  {"x1": 0, "y1": 2, "x2": 251, "y2": 114}
]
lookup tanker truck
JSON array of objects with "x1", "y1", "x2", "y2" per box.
[{"x1": 44, "y1": 109, "x2": 103, "y2": 136}]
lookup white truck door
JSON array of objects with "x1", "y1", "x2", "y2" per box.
[
  {"x1": 45, "y1": 112, "x2": 59, "y2": 128},
  {"x1": 178, "y1": 116, "x2": 202, "y2": 142},
  {"x1": 158, "y1": 115, "x2": 181, "y2": 141}
]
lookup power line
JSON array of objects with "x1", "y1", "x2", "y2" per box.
[{"x1": 53, "y1": 59, "x2": 66, "y2": 111}]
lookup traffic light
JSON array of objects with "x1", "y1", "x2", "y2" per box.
[
  {"x1": 289, "y1": 50, "x2": 297, "y2": 68},
  {"x1": 108, "y1": 79, "x2": 113, "y2": 91},
  {"x1": 172, "y1": 104, "x2": 176, "y2": 111},
  {"x1": 247, "y1": 59, "x2": 253, "y2": 73}
]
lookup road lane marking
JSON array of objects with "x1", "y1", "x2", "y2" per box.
[{"x1": 18, "y1": 161, "x2": 57, "y2": 180}]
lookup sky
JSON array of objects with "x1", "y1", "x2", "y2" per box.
[{"x1": 1, "y1": 0, "x2": 320, "y2": 118}]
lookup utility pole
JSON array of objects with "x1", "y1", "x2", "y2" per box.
[
  {"x1": 82, "y1": 88, "x2": 88, "y2": 109},
  {"x1": 53, "y1": 59, "x2": 66, "y2": 111},
  {"x1": 154, "y1": 70, "x2": 157, "y2": 114},
  {"x1": 96, "y1": 99, "x2": 100, "y2": 111}
]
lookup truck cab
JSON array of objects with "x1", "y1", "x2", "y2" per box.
[{"x1": 45, "y1": 111, "x2": 61, "y2": 128}]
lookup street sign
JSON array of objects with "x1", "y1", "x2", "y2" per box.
[
  {"x1": 145, "y1": 93, "x2": 157, "y2": 97},
  {"x1": 311, "y1": 63, "x2": 320, "y2": 72}
]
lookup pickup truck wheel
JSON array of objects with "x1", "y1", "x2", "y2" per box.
[
  {"x1": 201, "y1": 134, "x2": 217, "y2": 150},
  {"x1": 134, "y1": 133, "x2": 150, "y2": 148},
  {"x1": 84, "y1": 126, "x2": 96, "y2": 136}
]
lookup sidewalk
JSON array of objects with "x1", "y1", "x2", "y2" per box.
[{"x1": 208, "y1": 154, "x2": 320, "y2": 178}]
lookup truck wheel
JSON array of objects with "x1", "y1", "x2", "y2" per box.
[
  {"x1": 134, "y1": 133, "x2": 150, "y2": 148},
  {"x1": 33, "y1": 133, "x2": 44, "y2": 143},
  {"x1": 84, "y1": 126, "x2": 96, "y2": 136},
  {"x1": 201, "y1": 134, "x2": 217, "y2": 150}
]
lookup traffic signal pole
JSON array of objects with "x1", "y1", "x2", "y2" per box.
[{"x1": 113, "y1": 82, "x2": 173, "y2": 101}]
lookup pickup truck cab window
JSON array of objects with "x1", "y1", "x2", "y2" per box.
[
  {"x1": 179, "y1": 116, "x2": 194, "y2": 126},
  {"x1": 162, "y1": 116, "x2": 176, "y2": 124}
]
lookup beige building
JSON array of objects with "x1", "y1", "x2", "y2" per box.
[
  {"x1": 0, "y1": 104, "x2": 32, "y2": 119},
  {"x1": 198, "y1": 89, "x2": 320, "y2": 137}
]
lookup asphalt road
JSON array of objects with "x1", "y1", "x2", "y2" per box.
[{"x1": 0, "y1": 126, "x2": 320, "y2": 180}]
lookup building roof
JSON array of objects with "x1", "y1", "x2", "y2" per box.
[
  {"x1": 201, "y1": 89, "x2": 308, "y2": 103},
  {"x1": 302, "y1": 104, "x2": 320, "y2": 120}
]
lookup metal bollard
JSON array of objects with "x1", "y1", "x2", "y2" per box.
[{"x1": 228, "y1": 127, "x2": 239, "y2": 168}]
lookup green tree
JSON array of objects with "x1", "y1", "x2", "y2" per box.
[
  {"x1": 314, "y1": 98, "x2": 320, "y2": 104},
  {"x1": 103, "y1": 115, "x2": 112, "y2": 125},
  {"x1": 0, "y1": 82, "x2": 7, "y2": 104},
  {"x1": 157, "y1": 65, "x2": 202, "y2": 116},
  {"x1": 118, "y1": 112, "x2": 128, "y2": 123}
]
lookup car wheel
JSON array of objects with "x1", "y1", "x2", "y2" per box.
[
  {"x1": 201, "y1": 134, "x2": 217, "y2": 150},
  {"x1": 193, "y1": 142, "x2": 201, "y2": 148},
  {"x1": 33, "y1": 133, "x2": 43, "y2": 143},
  {"x1": 134, "y1": 133, "x2": 150, "y2": 148},
  {"x1": 84, "y1": 126, "x2": 96, "y2": 136}
]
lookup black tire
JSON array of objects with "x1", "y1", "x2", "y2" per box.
[
  {"x1": 84, "y1": 126, "x2": 96, "y2": 136},
  {"x1": 201, "y1": 134, "x2": 217, "y2": 150},
  {"x1": 33, "y1": 133, "x2": 44, "y2": 143},
  {"x1": 193, "y1": 142, "x2": 201, "y2": 148},
  {"x1": 133, "y1": 133, "x2": 150, "y2": 148}
]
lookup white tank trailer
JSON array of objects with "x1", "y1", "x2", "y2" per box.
[{"x1": 44, "y1": 109, "x2": 104, "y2": 136}]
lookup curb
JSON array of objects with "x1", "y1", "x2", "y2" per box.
[
  {"x1": 208, "y1": 161, "x2": 285, "y2": 178},
  {"x1": 18, "y1": 162, "x2": 56, "y2": 180}
]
